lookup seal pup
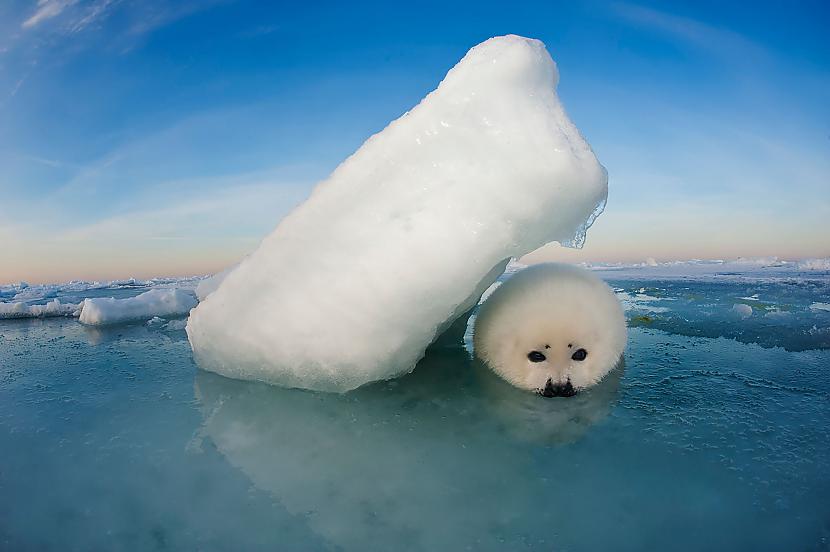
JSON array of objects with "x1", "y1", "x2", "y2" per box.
[{"x1": 474, "y1": 263, "x2": 626, "y2": 397}]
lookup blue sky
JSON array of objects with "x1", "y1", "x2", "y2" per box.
[{"x1": 1, "y1": 0, "x2": 828, "y2": 283}]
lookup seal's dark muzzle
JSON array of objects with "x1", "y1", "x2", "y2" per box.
[{"x1": 541, "y1": 379, "x2": 576, "y2": 398}]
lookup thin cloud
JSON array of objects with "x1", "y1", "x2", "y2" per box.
[
  {"x1": 124, "y1": 0, "x2": 228, "y2": 38},
  {"x1": 613, "y1": 2, "x2": 768, "y2": 61},
  {"x1": 21, "y1": 0, "x2": 77, "y2": 29},
  {"x1": 16, "y1": 151, "x2": 79, "y2": 169},
  {"x1": 67, "y1": 0, "x2": 119, "y2": 34},
  {"x1": 8, "y1": 76, "x2": 26, "y2": 99}
]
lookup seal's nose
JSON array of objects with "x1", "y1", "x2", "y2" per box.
[{"x1": 541, "y1": 378, "x2": 576, "y2": 398}]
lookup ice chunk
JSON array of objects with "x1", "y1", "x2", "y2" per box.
[
  {"x1": 79, "y1": 289, "x2": 197, "y2": 326},
  {"x1": 0, "y1": 299, "x2": 82, "y2": 319},
  {"x1": 732, "y1": 303, "x2": 753, "y2": 319},
  {"x1": 187, "y1": 35, "x2": 608, "y2": 392}
]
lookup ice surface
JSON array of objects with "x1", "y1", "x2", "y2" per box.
[
  {"x1": 79, "y1": 289, "x2": 197, "y2": 326},
  {"x1": 609, "y1": 276, "x2": 830, "y2": 351},
  {"x1": 187, "y1": 35, "x2": 608, "y2": 391}
]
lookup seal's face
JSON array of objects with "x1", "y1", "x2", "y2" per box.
[
  {"x1": 495, "y1": 312, "x2": 623, "y2": 396},
  {"x1": 473, "y1": 263, "x2": 627, "y2": 397},
  {"x1": 528, "y1": 344, "x2": 586, "y2": 397}
]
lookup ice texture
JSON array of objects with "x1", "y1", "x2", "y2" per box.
[
  {"x1": 187, "y1": 35, "x2": 608, "y2": 392},
  {"x1": 79, "y1": 289, "x2": 197, "y2": 326}
]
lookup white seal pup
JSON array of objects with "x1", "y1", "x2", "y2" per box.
[{"x1": 473, "y1": 263, "x2": 626, "y2": 397}]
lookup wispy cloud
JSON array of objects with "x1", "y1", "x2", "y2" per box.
[
  {"x1": 123, "y1": 0, "x2": 227, "y2": 39},
  {"x1": 67, "y1": 0, "x2": 118, "y2": 33},
  {"x1": 21, "y1": 0, "x2": 119, "y2": 33},
  {"x1": 7, "y1": 76, "x2": 26, "y2": 99},
  {"x1": 21, "y1": 0, "x2": 77, "y2": 29},
  {"x1": 14, "y1": 151, "x2": 79, "y2": 169},
  {"x1": 613, "y1": 2, "x2": 768, "y2": 61}
]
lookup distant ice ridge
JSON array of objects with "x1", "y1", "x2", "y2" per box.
[
  {"x1": 79, "y1": 289, "x2": 197, "y2": 326},
  {"x1": 580, "y1": 257, "x2": 830, "y2": 280},
  {"x1": 187, "y1": 35, "x2": 609, "y2": 392},
  {"x1": 798, "y1": 258, "x2": 830, "y2": 271},
  {"x1": 0, "y1": 275, "x2": 205, "y2": 322},
  {"x1": 0, "y1": 275, "x2": 203, "y2": 303}
]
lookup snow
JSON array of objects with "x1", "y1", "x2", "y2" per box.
[
  {"x1": 79, "y1": 289, "x2": 197, "y2": 326},
  {"x1": 187, "y1": 35, "x2": 608, "y2": 392}
]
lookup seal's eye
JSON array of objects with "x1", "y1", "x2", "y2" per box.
[
  {"x1": 571, "y1": 348, "x2": 587, "y2": 361},
  {"x1": 527, "y1": 351, "x2": 546, "y2": 362}
]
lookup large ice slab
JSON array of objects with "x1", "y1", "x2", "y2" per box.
[
  {"x1": 79, "y1": 289, "x2": 197, "y2": 326},
  {"x1": 187, "y1": 35, "x2": 608, "y2": 392}
]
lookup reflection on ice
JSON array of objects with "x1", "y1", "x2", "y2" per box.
[{"x1": 193, "y1": 345, "x2": 623, "y2": 550}]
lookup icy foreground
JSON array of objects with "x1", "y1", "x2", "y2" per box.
[
  {"x1": 2, "y1": 272, "x2": 829, "y2": 550},
  {"x1": 187, "y1": 35, "x2": 608, "y2": 392}
]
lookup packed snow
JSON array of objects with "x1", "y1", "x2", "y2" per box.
[
  {"x1": 186, "y1": 35, "x2": 609, "y2": 392},
  {"x1": 79, "y1": 289, "x2": 197, "y2": 326}
]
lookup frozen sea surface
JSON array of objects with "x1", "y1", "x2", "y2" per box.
[{"x1": 1, "y1": 267, "x2": 829, "y2": 551}]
